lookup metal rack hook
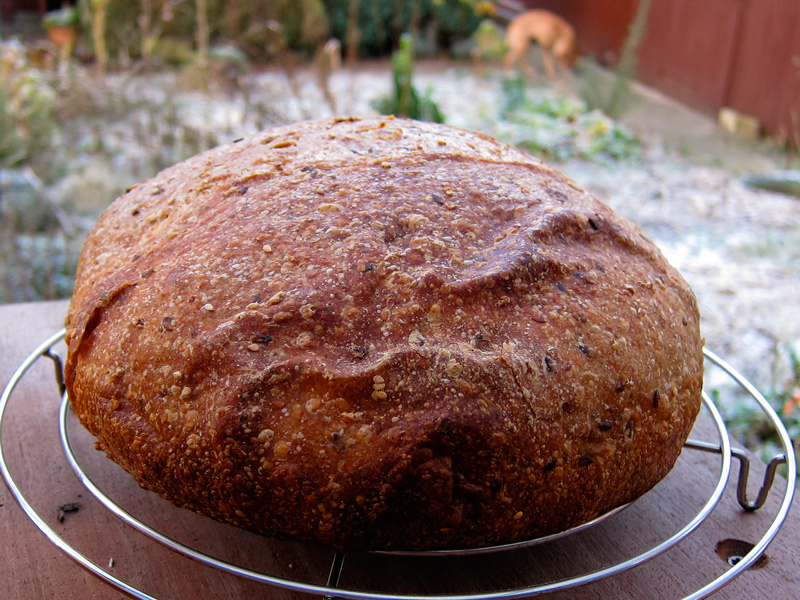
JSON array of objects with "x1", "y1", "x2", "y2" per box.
[
  {"x1": 683, "y1": 440, "x2": 788, "y2": 512},
  {"x1": 732, "y1": 447, "x2": 787, "y2": 512}
]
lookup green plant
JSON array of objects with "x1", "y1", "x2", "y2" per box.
[
  {"x1": 494, "y1": 81, "x2": 640, "y2": 163},
  {"x1": 324, "y1": 0, "x2": 488, "y2": 59},
  {"x1": 43, "y1": 6, "x2": 80, "y2": 29},
  {"x1": 73, "y1": 0, "x2": 198, "y2": 72},
  {"x1": 0, "y1": 42, "x2": 57, "y2": 170},
  {"x1": 151, "y1": 37, "x2": 197, "y2": 66},
  {"x1": 469, "y1": 18, "x2": 506, "y2": 61},
  {"x1": 499, "y1": 75, "x2": 525, "y2": 117},
  {"x1": 372, "y1": 33, "x2": 444, "y2": 123}
]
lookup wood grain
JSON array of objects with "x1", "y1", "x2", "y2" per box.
[{"x1": 1, "y1": 300, "x2": 798, "y2": 599}]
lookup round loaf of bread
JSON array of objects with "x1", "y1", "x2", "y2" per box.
[{"x1": 65, "y1": 116, "x2": 703, "y2": 551}]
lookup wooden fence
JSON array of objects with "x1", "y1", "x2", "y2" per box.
[{"x1": 524, "y1": 0, "x2": 800, "y2": 144}]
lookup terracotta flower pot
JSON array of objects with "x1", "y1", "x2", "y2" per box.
[{"x1": 46, "y1": 25, "x2": 78, "y2": 53}]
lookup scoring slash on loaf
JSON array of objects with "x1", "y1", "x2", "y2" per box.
[{"x1": 64, "y1": 116, "x2": 703, "y2": 551}]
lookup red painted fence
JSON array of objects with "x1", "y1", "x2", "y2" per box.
[{"x1": 524, "y1": 0, "x2": 800, "y2": 143}]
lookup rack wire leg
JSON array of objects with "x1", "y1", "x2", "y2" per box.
[
  {"x1": 42, "y1": 348, "x2": 66, "y2": 397},
  {"x1": 323, "y1": 552, "x2": 345, "y2": 600}
]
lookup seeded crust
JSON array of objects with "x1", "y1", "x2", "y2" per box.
[{"x1": 64, "y1": 116, "x2": 703, "y2": 551}]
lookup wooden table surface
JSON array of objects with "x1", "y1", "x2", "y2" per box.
[{"x1": 1, "y1": 300, "x2": 798, "y2": 599}]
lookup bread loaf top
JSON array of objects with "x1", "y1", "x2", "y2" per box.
[{"x1": 65, "y1": 116, "x2": 703, "y2": 551}]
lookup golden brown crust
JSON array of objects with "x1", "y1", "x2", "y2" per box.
[{"x1": 65, "y1": 116, "x2": 703, "y2": 551}]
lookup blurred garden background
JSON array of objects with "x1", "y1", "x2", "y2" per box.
[{"x1": 0, "y1": 0, "x2": 797, "y2": 471}]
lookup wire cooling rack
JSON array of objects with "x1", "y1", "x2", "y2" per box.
[{"x1": 1, "y1": 329, "x2": 796, "y2": 600}]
